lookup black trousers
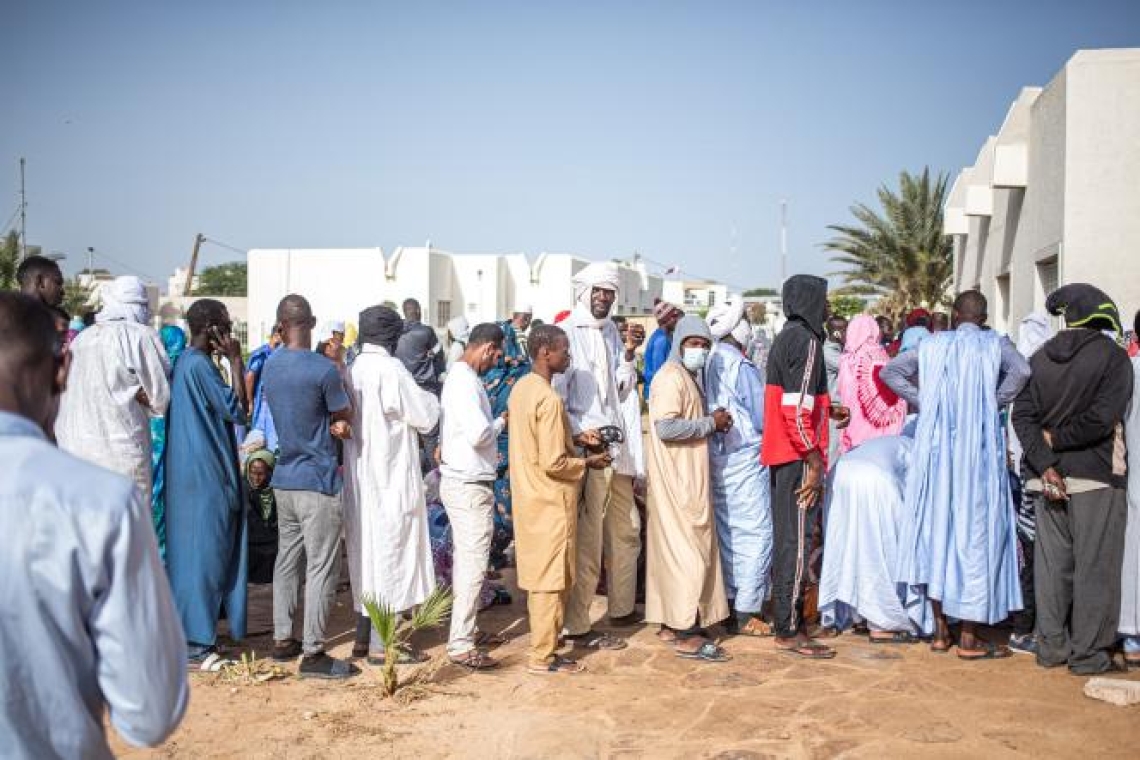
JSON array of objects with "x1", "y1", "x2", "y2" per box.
[
  {"x1": 1010, "y1": 470, "x2": 1036, "y2": 637},
  {"x1": 1035, "y1": 487, "x2": 1127, "y2": 674},
  {"x1": 770, "y1": 460, "x2": 816, "y2": 638}
]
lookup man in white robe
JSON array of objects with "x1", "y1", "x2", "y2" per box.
[
  {"x1": 343, "y1": 305, "x2": 441, "y2": 659},
  {"x1": 553, "y1": 262, "x2": 644, "y2": 649},
  {"x1": 55, "y1": 275, "x2": 170, "y2": 503}
]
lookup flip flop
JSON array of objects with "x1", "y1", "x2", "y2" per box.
[
  {"x1": 527, "y1": 655, "x2": 585, "y2": 675},
  {"x1": 778, "y1": 641, "x2": 836, "y2": 660},
  {"x1": 957, "y1": 642, "x2": 1013, "y2": 661},
  {"x1": 448, "y1": 649, "x2": 500, "y2": 671},
  {"x1": 869, "y1": 631, "x2": 919, "y2": 645},
  {"x1": 676, "y1": 641, "x2": 732, "y2": 663},
  {"x1": 930, "y1": 639, "x2": 952, "y2": 654},
  {"x1": 567, "y1": 631, "x2": 627, "y2": 651}
]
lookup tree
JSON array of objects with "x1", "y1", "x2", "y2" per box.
[
  {"x1": 829, "y1": 294, "x2": 867, "y2": 319},
  {"x1": 823, "y1": 168, "x2": 953, "y2": 322},
  {"x1": 195, "y1": 261, "x2": 247, "y2": 296},
  {"x1": 743, "y1": 287, "x2": 779, "y2": 297},
  {"x1": 61, "y1": 275, "x2": 97, "y2": 318},
  {"x1": 362, "y1": 586, "x2": 453, "y2": 697},
  {"x1": 0, "y1": 231, "x2": 18, "y2": 290}
]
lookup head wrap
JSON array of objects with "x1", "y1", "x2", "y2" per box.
[
  {"x1": 1046, "y1": 283, "x2": 1122, "y2": 335},
  {"x1": 1017, "y1": 311, "x2": 1055, "y2": 359},
  {"x1": 730, "y1": 318, "x2": 753, "y2": 348},
  {"x1": 706, "y1": 300, "x2": 745, "y2": 341},
  {"x1": 448, "y1": 315, "x2": 471, "y2": 343},
  {"x1": 905, "y1": 308, "x2": 932, "y2": 328},
  {"x1": 243, "y1": 445, "x2": 277, "y2": 521},
  {"x1": 96, "y1": 275, "x2": 150, "y2": 325},
  {"x1": 512, "y1": 304, "x2": 533, "y2": 315},
  {"x1": 358, "y1": 305, "x2": 404, "y2": 353},
  {"x1": 899, "y1": 325, "x2": 930, "y2": 354},
  {"x1": 572, "y1": 262, "x2": 620, "y2": 306},
  {"x1": 667, "y1": 315, "x2": 713, "y2": 363},
  {"x1": 654, "y1": 300, "x2": 682, "y2": 322},
  {"x1": 160, "y1": 324, "x2": 187, "y2": 367},
  {"x1": 838, "y1": 314, "x2": 906, "y2": 443}
]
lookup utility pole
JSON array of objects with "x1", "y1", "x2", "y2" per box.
[
  {"x1": 18, "y1": 158, "x2": 27, "y2": 262},
  {"x1": 183, "y1": 233, "x2": 205, "y2": 296},
  {"x1": 780, "y1": 199, "x2": 788, "y2": 284},
  {"x1": 86, "y1": 246, "x2": 94, "y2": 275}
]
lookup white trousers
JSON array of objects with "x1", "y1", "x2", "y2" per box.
[{"x1": 439, "y1": 477, "x2": 495, "y2": 655}]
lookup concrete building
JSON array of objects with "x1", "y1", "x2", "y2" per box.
[
  {"x1": 246, "y1": 246, "x2": 663, "y2": 344},
  {"x1": 946, "y1": 49, "x2": 1140, "y2": 338},
  {"x1": 660, "y1": 278, "x2": 740, "y2": 314}
]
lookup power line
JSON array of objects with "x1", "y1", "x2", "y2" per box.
[
  {"x1": 84, "y1": 248, "x2": 163, "y2": 283},
  {"x1": 1, "y1": 205, "x2": 20, "y2": 235},
  {"x1": 202, "y1": 236, "x2": 247, "y2": 256}
]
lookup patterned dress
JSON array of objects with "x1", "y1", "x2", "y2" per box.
[{"x1": 479, "y1": 322, "x2": 531, "y2": 568}]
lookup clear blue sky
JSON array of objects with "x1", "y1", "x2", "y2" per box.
[{"x1": 3, "y1": 0, "x2": 1137, "y2": 290}]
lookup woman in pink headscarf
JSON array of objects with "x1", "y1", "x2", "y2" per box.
[{"x1": 836, "y1": 315, "x2": 906, "y2": 454}]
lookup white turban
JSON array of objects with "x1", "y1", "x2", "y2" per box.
[
  {"x1": 512, "y1": 304, "x2": 533, "y2": 315},
  {"x1": 448, "y1": 315, "x2": 471, "y2": 343},
  {"x1": 572, "y1": 262, "x2": 621, "y2": 306},
  {"x1": 96, "y1": 275, "x2": 150, "y2": 325},
  {"x1": 706, "y1": 300, "x2": 745, "y2": 341}
]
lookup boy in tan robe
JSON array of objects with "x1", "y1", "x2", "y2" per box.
[
  {"x1": 509, "y1": 325, "x2": 611, "y2": 674},
  {"x1": 646, "y1": 316, "x2": 732, "y2": 662}
]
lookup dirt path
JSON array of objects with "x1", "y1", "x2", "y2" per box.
[{"x1": 112, "y1": 577, "x2": 1140, "y2": 759}]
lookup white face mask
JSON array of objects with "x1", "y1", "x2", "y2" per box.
[{"x1": 682, "y1": 347, "x2": 709, "y2": 371}]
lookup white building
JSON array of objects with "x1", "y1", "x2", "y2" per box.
[
  {"x1": 246, "y1": 246, "x2": 663, "y2": 344},
  {"x1": 660, "y1": 278, "x2": 740, "y2": 314},
  {"x1": 946, "y1": 49, "x2": 1140, "y2": 338}
]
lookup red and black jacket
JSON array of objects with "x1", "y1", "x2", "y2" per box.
[{"x1": 761, "y1": 275, "x2": 831, "y2": 467}]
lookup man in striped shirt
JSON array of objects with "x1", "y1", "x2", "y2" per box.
[{"x1": 761, "y1": 275, "x2": 848, "y2": 659}]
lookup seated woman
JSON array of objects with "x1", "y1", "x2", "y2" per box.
[
  {"x1": 818, "y1": 435, "x2": 931, "y2": 642},
  {"x1": 245, "y1": 449, "x2": 278, "y2": 585}
]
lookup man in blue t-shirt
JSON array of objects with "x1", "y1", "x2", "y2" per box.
[{"x1": 262, "y1": 294, "x2": 359, "y2": 680}]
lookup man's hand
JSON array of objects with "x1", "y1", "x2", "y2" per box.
[
  {"x1": 1042, "y1": 467, "x2": 1069, "y2": 502},
  {"x1": 624, "y1": 324, "x2": 646, "y2": 360},
  {"x1": 795, "y1": 450, "x2": 825, "y2": 510},
  {"x1": 1043, "y1": 430, "x2": 1055, "y2": 449},
  {"x1": 712, "y1": 408, "x2": 733, "y2": 433},
  {"x1": 498, "y1": 411, "x2": 509, "y2": 431},
  {"x1": 585, "y1": 452, "x2": 612, "y2": 470},
  {"x1": 575, "y1": 429, "x2": 604, "y2": 451},
  {"x1": 829, "y1": 404, "x2": 851, "y2": 430},
  {"x1": 330, "y1": 420, "x2": 353, "y2": 440},
  {"x1": 135, "y1": 388, "x2": 151, "y2": 408}
]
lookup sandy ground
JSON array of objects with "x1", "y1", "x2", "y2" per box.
[{"x1": 111, "y1": 575, "x2": 1140, "y2": 759}]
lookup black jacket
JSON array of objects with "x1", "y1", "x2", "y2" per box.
[{"x1": 1011, "y1": 329, "x2": 1133, "y2": 488}]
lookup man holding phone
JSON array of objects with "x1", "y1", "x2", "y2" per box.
[{"x1": 262, "y1": 294, "x2": 358, "y2": 679}]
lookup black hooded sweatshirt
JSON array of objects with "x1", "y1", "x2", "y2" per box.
[
  {"x1": 1011, "y1": 329, "x2": 1133, "y2": 488},
  {"x1": 761, "y1": 275, "x2": 831, "y2": 467}
]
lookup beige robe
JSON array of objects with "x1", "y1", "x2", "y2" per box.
[
  {"x1": 645, "y1": 361, "x2": 730, "y2": 629},
  {"x1": 508, "y1": 373, "x2": 586, "y2": 592}
]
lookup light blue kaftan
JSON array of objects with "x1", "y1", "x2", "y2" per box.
[
  {"x1": 705, "y1": 342, "x2": 772, "y2": 614},
  {"x1": 165, "y1": 348, "x2": 249, "y2": 650},
  {"x1": 819, "y1": 435, "x2": 931, "y2": 634},
  {"x1": 895, "y1": 328, "x2": 1022, "y2": 628}
]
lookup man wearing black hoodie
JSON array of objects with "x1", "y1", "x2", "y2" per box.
[
  {"x1": 1012, "y1": 284, "x2": 1133, "y2": 675},
  {"x1": 761, "y1": 275, "x2": 849, "y2": 659}
]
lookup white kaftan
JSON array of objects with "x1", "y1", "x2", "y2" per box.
[
  {"x1": 55, "y1": 321, "x2": 171, "y2": 503},
  {"x1": 343, "y1": 344, "x2": 440, "y2": 613}
]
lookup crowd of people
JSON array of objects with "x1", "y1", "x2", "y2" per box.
[{"x1": 4, "y1": 252, "x2": 1140, "y2": 755}]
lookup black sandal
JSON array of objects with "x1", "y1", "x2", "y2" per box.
[{"x1": 449, "y1": 649, "x2": 500, "y2": 671}]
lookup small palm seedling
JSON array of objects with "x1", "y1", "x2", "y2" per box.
[{"x1": 361, "y1": 586, "x2": 453, "y2": 697}]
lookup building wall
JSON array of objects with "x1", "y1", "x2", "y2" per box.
[
  {"x1": 949, "y1": 49, "x2": 1140, "y2": 341},
  {"x1": 1063, "y1": 50, "x2": 1140, "y2": 325}
]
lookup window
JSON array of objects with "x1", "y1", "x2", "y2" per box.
[{"x1": 436, "y1": 300, "x2": 451, "y2": 328}]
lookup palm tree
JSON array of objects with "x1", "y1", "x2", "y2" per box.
[
  {"x1": 361, "y1": 586, "x2": 453, "y2": 697},
  {"x1": 824, "y1": 168, "x2": 953, "y2": 321}
]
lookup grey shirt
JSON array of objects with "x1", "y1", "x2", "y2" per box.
[
  {"x1": 0, "y1": 411, "x2": 188, "y2": 759},
  {"x1": 880, "y1": 323, "x2": 1032, "y2": 411}
]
